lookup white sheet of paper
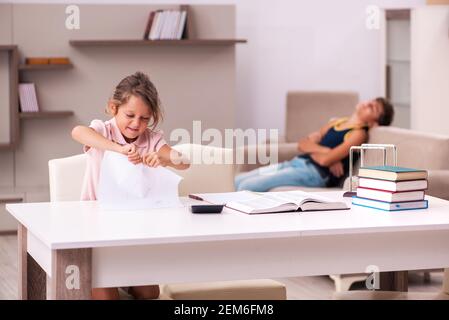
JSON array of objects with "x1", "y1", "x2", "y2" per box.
[{"x1": 97, "y1": 151, "x2": 183, "y2": 210}]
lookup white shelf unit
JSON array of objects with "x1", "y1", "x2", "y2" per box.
[{"x1": 383, "y1": 9, "x2": 411, "y2": 129}]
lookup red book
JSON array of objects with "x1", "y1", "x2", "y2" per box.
[
  {"x1": 143, "y1": 11, "x2": 156, "y2": 40},
  {"x1": 356, "y1": 187, "x2": 425, "y2": 203}
]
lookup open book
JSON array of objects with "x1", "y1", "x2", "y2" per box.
[{"x1": 189, "y1": 190, "x2": 349, "y2": 214}]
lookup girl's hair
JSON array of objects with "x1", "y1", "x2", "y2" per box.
[{"x1": 108, "y1": 71, "x2": 163, "y2": 129}]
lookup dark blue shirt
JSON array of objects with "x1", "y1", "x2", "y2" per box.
[{"x1": 299, "y1": 118, "x2": 368, "y2": 187}]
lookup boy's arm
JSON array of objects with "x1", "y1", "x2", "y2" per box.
[
  {"x1": 310, "y1": 129, "x2": 367, "y2": 167},
  {"x1": 297, "y1": 121, "x2": 334, "y2": 154},
  {"x1": 71, "y1": 125, "x2": 129, "y2": 154}
]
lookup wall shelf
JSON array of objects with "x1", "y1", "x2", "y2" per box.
[
  {"x1": 0, "y1": 196, "x2": 23, "y2": 203},
  {"x1": 19, "y1": 63, "x2": 73, "y2": 71},
  {"x1": 19, "y1": 111, "x2": 74, "y2": 120},
  {"x1": 69, "y1": 39, "x2": 247, "y2": 47},
  {"x1": 0, "y1": 45, "x2": 18, "y2": 50},
  {"x1": 0, "y1": 144, "x2": 14, "y2": 151}
]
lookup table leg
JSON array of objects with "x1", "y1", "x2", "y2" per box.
[
  {"x1": 379, "y1": 271, "x2": 408, "y2": 291},
  {"x1": 48, "y1": 248, "x2": 92, "y2": 300},
  {"x1": 18, "y1": 224, "x2": 46, "y2": 300}
]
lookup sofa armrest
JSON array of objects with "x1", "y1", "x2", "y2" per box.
[
  {"x1": 427, "y1": 170, "x2": 449, "y2": 200},
  {"x1": 235, "y1": 143, "x2": 301, "y2": 174},
  {"x1": 265, "y1": 135, "x2": 287, "y2": 144},
  {"x1": 278, "y1": 143, "x2": 303, "y2": 162}
]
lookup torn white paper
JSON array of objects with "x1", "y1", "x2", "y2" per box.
[{"x1": 97, "y1": 151, "x2": 183, "y2": 210}]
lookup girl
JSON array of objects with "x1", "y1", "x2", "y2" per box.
[
  {"x1": 72, "y1": 71, "x2": 190, "y2": 300},
  {"x1": 235, "y1": 97, "x2": 394, "y2": 192}
]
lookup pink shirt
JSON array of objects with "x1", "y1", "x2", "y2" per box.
[{"x1": 80, "y1": 117, "x2": 167, "y2": 201}]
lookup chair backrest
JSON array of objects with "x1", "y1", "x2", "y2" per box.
[
  {"x1": 286, "y1": 91, "x2": 359, "y2": 143},
  {"x1": 170, "y1": 144, "x2": 235, "y2": 196},
  {"x1": 48, "y1": 144, "x2": 235, "y2": 201},
  {"x1": 48, "y1": 154, "x2": 87, "y2": 201}
]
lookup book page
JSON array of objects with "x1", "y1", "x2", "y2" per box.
[
  {"x1": 265, "y1": 190, "x2": 321, "y2": 205},
  {"x1": 227, "y1": 196, "x2": 297, "y2": 214},
  {"x1": 230, "y1": 195, "x2": 289, "y2": 210}
]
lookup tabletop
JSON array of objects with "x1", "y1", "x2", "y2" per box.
[{"x1": 6, "y1": 192, "x2": 449, "y2": 249}]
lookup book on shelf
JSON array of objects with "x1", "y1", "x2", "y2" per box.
[
  {"x1": 356, "y1": 187, "x2": 425, "y2": 203},
  {"x1": 145, "y1": 9, "x2": 187, "y2": 40},
  {"x1": 149, "y1": 10, "x2": 163, "y2": 40},
  {"x1": 25, "y1": 57, "x2": 71, "y2": 65},
  {"x1": 48, "y1": 57, "x2": 71, "y2": 65},
  {"x1": 143, "y1": 11, "x2": 156, "y2": 40},
  {"x1": 358, "y1": 177, "x2": 428, "y2": 192},
  {"x1": 352, "y1": 196, "x2": 428, "y2": 212},
  {"x1": 25, "y1": 57, "x2": 49, "y2": 65},
  {"x1": 358, "y1": 166, "x2": 428, "y2": 181},
  {"x1": 177, "y1": 11, "x2": 187, "y2": 39},
  {"x1": 189, "y1": 190, "x2": 349, "y2": 214},
  {"x1": 18, "y1": 83, "x2": 39, "y2": 113}
]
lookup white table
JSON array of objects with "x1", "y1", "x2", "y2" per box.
[{"x1": 7, "y1": 191, "x2": 449, "y2": 299}]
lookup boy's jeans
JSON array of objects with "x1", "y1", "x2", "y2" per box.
[{"x1": 235, "y1": 156, "x2": 328, "y2": 192}]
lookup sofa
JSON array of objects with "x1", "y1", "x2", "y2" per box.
[{"x1": 235, "y1": 91, "x2": 449, "y2": 200}]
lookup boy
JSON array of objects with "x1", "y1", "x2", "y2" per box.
[{"x1": 235, "y1": 97, "x2": 394, "y2": 192}]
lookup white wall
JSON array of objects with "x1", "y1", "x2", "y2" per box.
[
  {"x1": 2, "y1": 0, "x2": 425, "y2": 135},
  {"x1": 235, "y1": 0, "x2": 424, "y2": 133}
]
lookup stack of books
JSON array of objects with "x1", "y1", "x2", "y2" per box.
[
  {"x1": 352, "y1": 166, "x2": 429, "y2": 211},
  {"x1": 143, "y1": 9, "x2": 187, "y2": 40}
]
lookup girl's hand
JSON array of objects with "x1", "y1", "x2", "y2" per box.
[
  {"x1": 127, "y1": 149, "x2": 142, "y2": 165},
  {"x1": 143, "y1": 152, "x2": 167, "y2": 168},
  {"x1": 118, "y1": 144, "x2": 142, "y2": 165},
  {"x1": 118, "y1": 143, "x2": 136, "y2": 155}
]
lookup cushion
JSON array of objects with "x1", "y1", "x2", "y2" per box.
[
  {"x1": 162, "y1": 280, "x2": 287, "y2": 300},
  {"x1": 119, "y1": 287, "x2": 172, "y2": 300},
  {"x1": 333, "y1": 290, "x2": 449, "y2": 300},
  {"x1": 286, "y1": 91, "x2": 358, "y2": 143}
]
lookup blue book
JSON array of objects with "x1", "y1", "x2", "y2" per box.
[
  {"x1": 358, "y1": 166, "x2": 428, "y2": 181},
  {"x1": 352, "y1": 196, "x2": 428, "y2": 212}
]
